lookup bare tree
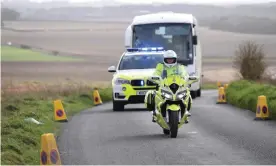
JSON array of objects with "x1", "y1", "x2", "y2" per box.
[{"x1": 233, "y1": 40, "x2": 267, "y2": 81}]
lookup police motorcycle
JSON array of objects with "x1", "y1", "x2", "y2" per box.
[{"x1": 144, "y1": 71, "x2": 199, "y2": 138}]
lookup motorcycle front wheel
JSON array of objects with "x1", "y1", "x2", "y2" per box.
[{"x1": 169, "y1": 111, "x2": 179, "y2": 138}]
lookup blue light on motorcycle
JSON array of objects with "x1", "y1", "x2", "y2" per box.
[{"x1": 140, "y1": 80, "x2": 144, "y2": 86}]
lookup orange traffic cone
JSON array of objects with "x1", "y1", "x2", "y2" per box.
[
  {"x1": 216, "y1": 87, "x2": 227, "y2": 104},
  {"x1": 53, "y1": 99, "x2": 68, "y2": 122},
  {"x1": 254, "y1": 95, "x2": 271, "y2": 120},
  {"x1": 217, "y1": 81, "x2": 222, "y2": 87},
  {"x1": 93, "y1": 88, "x2": 102, "y2": 106},
  {"x1": 40, "y1": 133, "x2": 62, "y2": 165}
]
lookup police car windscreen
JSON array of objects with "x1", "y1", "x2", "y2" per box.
[
  {"x1": 118, "y1": 54, "x2": 163, "y2": 70},
  {"x1": 133, "y1": 23, "x2": 193, "y2": 62}
]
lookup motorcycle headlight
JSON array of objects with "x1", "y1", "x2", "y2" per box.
[
  {"x1": 177, "y1": 90, "x2": 187, "y2": 99},
  {"x1": 161, "y1": 89, "x2": 173, "y2": 100},
  {"x1": 163, "y1": 93, "x2": 172, "y2": 99},
  {"x1": 114, "y1": 78, "x2": 130, "y2": 85}
]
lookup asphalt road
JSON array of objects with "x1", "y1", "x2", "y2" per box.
[{"x1": 58, "y1": 90, "x2": 276, "y2": 165}]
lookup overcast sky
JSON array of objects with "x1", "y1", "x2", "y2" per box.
[{"x1": 28, "y1": 0, "x2": 276, "y2": 5}]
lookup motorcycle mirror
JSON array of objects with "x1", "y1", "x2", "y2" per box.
[
  {"x1": 151, "y1": 76, "x2": 161, "y2": 81},
  {"x1": 149, "y1": 76, "x2": 161, "y2": 83}
]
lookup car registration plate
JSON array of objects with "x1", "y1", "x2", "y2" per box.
[{"x1": 137, "y1": 90, "x2": 148, "y2": 95}]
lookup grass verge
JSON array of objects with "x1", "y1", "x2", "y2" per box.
[
  {"x1": 202, "y1": 83, "x2": 218, "y2": 89},
  {"x1": 1, "y1": 81, "x2": 112, "y2": 165},
  {"x1": 226, "y1": 80, "x2": 276, "y2": 120},
  {"x1": 1, "y1": 45, "x2": 83, "y2": 62}
]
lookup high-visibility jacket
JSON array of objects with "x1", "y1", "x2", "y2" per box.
[{"x1": 153, "y1": 62, "x2": 189, "y2": 79}]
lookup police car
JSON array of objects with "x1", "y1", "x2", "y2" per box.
[{"x1": 107, "y1": 47, "x2": 165, "y2": 111}]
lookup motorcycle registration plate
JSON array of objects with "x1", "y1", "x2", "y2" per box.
[{"x1": 136, "y1": 90, "x2": 148, "y2": 95}]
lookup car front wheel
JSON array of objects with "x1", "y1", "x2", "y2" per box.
[
  {"x1": 197, "y1": 88, "x2": 201, "y2": 97},
  {"x1": 191, "y1": 91, "x2": 197, "y2": 99},
  {"x1": 113, "y1": 100, "x2": 125, "y2": 111}
]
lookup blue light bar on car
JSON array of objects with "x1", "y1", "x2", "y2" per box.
[{"x1": 126, "y1": 47, "x2": 165, "y2": 52}]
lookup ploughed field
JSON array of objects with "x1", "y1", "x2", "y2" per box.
[{"x1": 1, "y1": 21, "x2": 276, "y2": 86}]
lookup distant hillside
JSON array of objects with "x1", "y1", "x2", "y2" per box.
[
  {"x1": 207, "y1": 15, "x2": 276, "y2": 35},
  {"x1": 3, "y1": 3, "x2": 276, "y2": 35}
]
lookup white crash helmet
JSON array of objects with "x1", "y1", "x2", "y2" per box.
[{"x1": 163, "y1": 50, "x2": 177, "y2": 68}]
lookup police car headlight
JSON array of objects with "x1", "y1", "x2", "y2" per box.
[{"x1": 115, "y1": 78, "x2": 130, "y2": 85}]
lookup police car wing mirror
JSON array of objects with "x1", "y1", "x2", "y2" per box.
[
  {"x1": 192, "y1": 36, "x2": 198, "y2": 45},
  {"x1": 108, "y1": 66, "x2": 116, "y2": 73}
]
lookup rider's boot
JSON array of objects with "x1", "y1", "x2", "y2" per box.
[
  {"x1": 184, "y1": 110, "x2": 191, "y2": 123},
  {"x1": 152, "y1": 110, "x2": 157, "y2": 122},
  {"x1": 185, "y1": 110, "x2": 191, "y2": 117},
  {"x1": 182, "y1": 98, "x2": 191, "y2": 123},
  {"x1": 185, "y1": 117, "x2": 190, "y2": 124}
]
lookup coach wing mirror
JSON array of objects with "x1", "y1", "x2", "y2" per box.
[
  {"x1": 192, "y1": 35, "x2": 198, "y2": 45},
  {"x1": 108, "y1": 66, "x2": 116, "y2": 73},
  {"x1": 188, "y1": 75, "x2": 199, "y2": 84}
]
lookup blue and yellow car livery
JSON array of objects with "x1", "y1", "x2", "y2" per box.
[{"x1": 107, "y1": 47, "x2": 165, "y2": 111}]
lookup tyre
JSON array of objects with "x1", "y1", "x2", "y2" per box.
[
  {"x1": 197, "y1": 88, "x2": 201, "y2": 97},
  {"x1": 187, "y1": 97, "x2": 191, "y2": 111},
  {"x1": 169, "y1": 111, "x2": 179, "y2": 138},
  {"x1": 163, "y1": 129, "x2": 170, "y2": 135},
  {"x1": 191, "y1": 91, "x2": 197, "y2": 99},
  {"x1": 113, "y1": 100, "x2": 124, "y2": 111}
]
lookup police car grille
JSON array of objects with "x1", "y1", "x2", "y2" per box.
[
  {"x1": 131, "y1": 80, "x2": 144, "y2": 86},
  {"x1": 169, "y1": 83, "x2": 179, "y2": 94}
]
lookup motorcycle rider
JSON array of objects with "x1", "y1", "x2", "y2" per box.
[{"x1": 150, "y1": 50, "x2": 192, "y2": 123}]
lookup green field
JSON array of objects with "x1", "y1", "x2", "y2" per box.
[
  {"x1": 1, "y1": 46, "x2": 83, "y2": 62},
  {"x1": 203, "y1": 56, "x2": 276, "y2": 63}
]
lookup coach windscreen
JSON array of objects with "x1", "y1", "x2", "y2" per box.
[{"x1": 132, "y1": 23, "x2": 194, "y2": 65}]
